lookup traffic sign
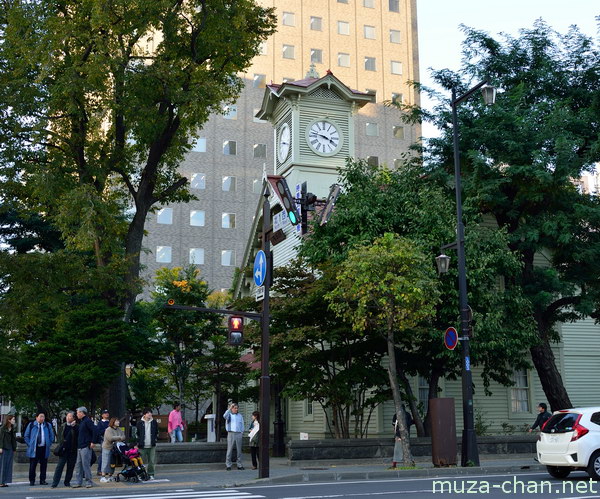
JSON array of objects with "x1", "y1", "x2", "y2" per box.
[
  {"x1": 254, "y1": 250, "x2": 267, "y2": 287},
  {"x1": 444, "y1": 327, "x2": 459, "y2": 350}
]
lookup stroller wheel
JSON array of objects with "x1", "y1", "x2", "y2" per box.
[
  {"x1": 115, "y1": 475, "x2": 120, "y2": 482},
  {"x1": 132, "y1": 475, "x2": 139, "y2": 483}
]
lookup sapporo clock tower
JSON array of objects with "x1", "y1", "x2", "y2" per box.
[{"x1": 255, "y1": 66, "x2": 375, "y2": 202}]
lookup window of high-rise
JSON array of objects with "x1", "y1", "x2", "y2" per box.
[
  {"x1": 253, "y1": 74, "x2": 266, "y2": 88},
  {"x1": 157, "y1": 207, "x2": 173, "y2": 225},
  {"x1": 391, "y1": 61, "x2": 402, "y2": 74},
  {"x1": 338, "y1": 53, "x2": 350, "y2": 67},
  {"x1": 189, "y1": 248, "x2": 205, "y2": 265},
  {"x1": 337, "y1": 21, "x2": 350, "y2": 35},
  {"x1": 282, "y1": 12, "x2": 295, "y2": 26},
  {"x1": 282, "y1": 44, "x2": 295, "y2": 59},
  {"x1": 310, "y1": 16, "x2": 322, "y2": 31},
  {"x1": 393, "y1": 125, "x2": 405, "y2": 139},
  {"x1": 222, "y1": 176, "x2": 237, "y2": 192},
  {"x1": 364, "y1": 57, "x2": 376, "y2": 71},
  {"x1": 222, "y1": 213, "x2": 236, "y2": 229},
  {"x1": 366, "y1": 122, "x2": 379, "y2": 136},
  {"x1": 364, "y1": 25, "x2": 375, "y2": 40},
  {"x1": 311, "y1": 49, "x2": 323, "y2": 64},
  {"x1": 156, "y1": 246, "x2": 172, "y2": 263},
  {"x1": 223, "y1": 140, "x2": 237, "y2": 155},
  {"x1": 223, "y1": 105, "x2": 237, "y2": 120},
  {"x1": 190, "y1": 173, "x2": 206, "y2": 189},
  {"x1": 191, "y1": 137, "x2": 206, "y2": 152},
  {"x1": 190, "y1": 210, "x2": 205, "y2": 227},
  {"x1": 389, "y1": 0, "x2": 400, "y2": 12},
  {"x1": 390, "y1": 29, "x2": 401, "y2": 44},
  {"x1": 253, "y1": 143, "x2": 267, "y2": 159}
]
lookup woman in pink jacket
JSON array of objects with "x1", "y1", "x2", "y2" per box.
[{"x1": 168, "y1": 404, "x2": 184, "y2": 443}]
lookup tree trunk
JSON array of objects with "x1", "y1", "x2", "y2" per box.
[
  {"x1": 386, "y1": 325, "x2": 414, "y2": 466},
  {"x1": 530, "y1": 339, "x2": 572, "y2": 412},
  {"x1": 423, "y1": 371, "x2": 441, "y2": 437},
  {"x1": 397, "y1": 368, "x2": 425, "y2": 437}
]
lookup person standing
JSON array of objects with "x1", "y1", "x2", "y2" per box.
[
  {"x1": 100, "y1": 417, "x2": 125, "y2": 482},
  {"x1": 529, "y1": 403, "x2": 552, "y2": 432},
  {"x1": 95, "y1": 409, "x2": 110, "y2": 476},
  {"x1": 0, "y1": 415, "x2": 17, "y2": 487},
  {"x1": 71, "y1": 407, "x2": 95, "y2": 489},
  {"x1": 168, "y1": 403, "x2": 184, "y2": 443},
  {"x1": 248, "y1": 411, "x2": 260, "y2": 470},
  {"x1": 24, "y1": 411, "x2": 54, "y2": 486},
  {"x1": 223, "y1": 403, "x2": 244, "y2": 471},
  {"x1": 136, "y1": 408, "x2": 158, "y2": 480},
  {"x1": 51, "y1": 411, "x2": 79, "y2": 488}
]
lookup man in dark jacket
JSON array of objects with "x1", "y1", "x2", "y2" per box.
[
  {"x1": 51, "y1": 411, "x2": 79, "y2": 488},
  {"x1": 136, "y1": 408, "x2": 158, "y2": 479},
  {"x1": 529, "y1": 403, "x2": 552, "y2": 432},
  {"x1": 71, "y1": 407, "x2": 95, "y2": 488}
]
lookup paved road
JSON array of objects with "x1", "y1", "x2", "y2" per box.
[{"x1": 2, "y1": 471, "x2": 600, "y2": 499}]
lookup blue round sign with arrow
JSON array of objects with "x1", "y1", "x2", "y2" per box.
[
  {"x1": 444, "y1": 327, "x2": 459, "y2": 350},
  {"x1": 253, "y1": 250, "x2": 267, "y2": 287}
]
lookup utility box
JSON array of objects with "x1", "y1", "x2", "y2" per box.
[
  {"x1": 430, "y1": 398, "x2": 457, "y2": 466},
  {"x1": 204, "y1": 414, "x2": 216, "y2": 442}
]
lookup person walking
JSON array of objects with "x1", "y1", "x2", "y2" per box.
[
  {"x1": 136, "y1": 408, "x2": 158, "y2": 480},
  {"x1": 100, "y1": 417, "x2": 125, "y2": 482},
  {"x1": 248, "y1": 411, "x2": 260, "y2": 470},
  {"x1": 168, "y1": 403, "x2": 184, "y2": 443},
  {"x1": 24, "y1": 411, "x2": 55, "y2": 486},
  {"x1": 71, "y1": 407, "x2": 95, "y2": 489},
  {"x1": 95, "y1": 409, "x2": 110, "y2": 476},
  {"x1": 223, "y1": 402, "x2": 244, "y2": 471},
  {"x1": 529, "y1": 403, "x2": 552, "y2": 432},
  {"x1": 51, "y1": 411, "x2": 79, "y2": 488},
  {"x1": 0, "y1": 415, "x2": 17, "y2": 487}
]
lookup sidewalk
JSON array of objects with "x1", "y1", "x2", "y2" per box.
[{"x1": 11, "y1": 453, "x2": 545, "y2": 488}]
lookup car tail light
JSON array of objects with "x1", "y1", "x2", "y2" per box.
[
  {"x1": 571, "y1": 415, "x2": 589, "y2": 442},
  {"x1": 541, "y1": 419, "x2": 550, "y2": 431}
]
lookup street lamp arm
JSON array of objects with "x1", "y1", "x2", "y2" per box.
[{"x1": 451, "y1": 80, "x2": 489, "y2": 107}]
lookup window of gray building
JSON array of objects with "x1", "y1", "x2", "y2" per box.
[
  {"x1": 222, "y1": 213, "x2": 236, "y2": 229},
  {"x1": 156, "y1": 246, "x2": 172, "y2": 263},
  {"x1": 282, "y1": 12, "x2": 295, "y2": 26},
  {"x1": 223, "y1": 105, "x2": 237, "y2": 120},
  {"x1": 364, "y1": 56, "x2": 376, "y2": 71},
  {"x1": 223, "y1": 140, "x2": 237, "y2": 155},
  {"x1": 393, "y1": 125, "x2": 405, "y2": 139},
  {"x1": 192, "y1": 137, "x2": 206, "y2": 152},
  {"x1": 367, "y1": 156, "x2": 379, "y2": 166},
  {"x1": 190, "y1": 173, "x2": 206, "y2": 189},
  {"x1": 366, "y1": 122, "x2": 379, "y2": 136},
  {"x1": 222, "y1": 176, "x2": 236, "y2": 192},
  {"x1": 310, "y1": 16, "x2": 322, "y2": 31},
  {"x1": 252, "y1": 179, "x2": 262, "y2": 193},
  {"x1": 338, "y1": 53, "x2": 350, "y2": 67},
  {"x1": 221, "y1": 250, "x2": 236, "y2": 266},
  {"x1": 391, "y1": 61, "x2": 402, "y2": 75},
  {"x1": 190, "y1": 210, "x2": 205, "y2": 227},
  {"x1": 189, "y1": 248, "x2": 205, "y2": 265},
  {"x1": 363, "y1": 0, "x2": 374, "y2": 8},
  {"x1": 389, "y1": 0, "x2": 399, "y2": 12},
  {"x1": 253, "y1": 144, "x2": 267, "y2": 159},
  {"x1": 364, "y1": 25, "x2": 375, "y2": 40},
  {"x1": 253, "y1": 74, "x2": 266, "y2": 88},
  {"x1": 311, "y1": 49, "x2": 323, "y2": 64},
  {"x1": 337, "y1": 21, "x2": 350, "y2": 35},
  {"x1": 391, "y1": 92, "x2": 403, "y2": 104},
  {"x1": 390, "y1": 29, "x2": 401, "y2": 43},
  {"x1": 156, "y1": 207, "x2": 173, "y2": 225},
  {"x1": 282, "y1": 44, "x2": 295, "y2": 59}
]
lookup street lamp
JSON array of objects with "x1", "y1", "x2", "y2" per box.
[{"x1": 437, "y1": 80, "x2": 496, "y2": 467}]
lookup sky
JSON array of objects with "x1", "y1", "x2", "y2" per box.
[{"x1": 416, "y1": 0, "x2": 600, "y2": 138}]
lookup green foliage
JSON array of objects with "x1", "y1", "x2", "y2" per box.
[{"x1": 127, "y1": 366, "x2": 171, "y2": 413}]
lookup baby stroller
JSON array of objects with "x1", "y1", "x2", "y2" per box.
[{"x1": 112, "y1": 442, "x2": 149, "y2": 483}]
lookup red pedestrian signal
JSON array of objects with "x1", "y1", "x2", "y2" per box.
[{"x1": 228, "y1": 316, "x2": 244, "y2": 345}]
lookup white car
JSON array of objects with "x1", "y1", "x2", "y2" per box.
[{"x1": 537, "y1": 407, "x2": 600, "y2": 479}]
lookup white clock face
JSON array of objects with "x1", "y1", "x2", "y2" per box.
[
  {"x1": 307, "y1": 120, "x2": 342, "y2": 156},
  {"x1": 278, "y1": 123, "x2": 291, "y2": 163}
]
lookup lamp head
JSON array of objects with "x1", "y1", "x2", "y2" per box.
[
  {"x1": 481, "y1": 85, "x2": 497, "y2": 106},
  {"x1": 436, "y1": 253, "x2": 451, "y2": 274}
]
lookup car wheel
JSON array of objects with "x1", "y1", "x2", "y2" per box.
[
  {"x1": 546, "y1": 465, "x2": 571, "y2": 479},
  {"x1": 587, "y1": 450, "x2": 600, "y2": 479}
]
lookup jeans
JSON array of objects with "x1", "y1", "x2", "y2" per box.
[
  {"x1": 0, "y1": 448, "x2": 14, "y2": 484},
  {"x1": 29, "y1": 446, "x2": 48, "y2": 484},
  {"x1": 138, "y1": 446, "x2": 156, "y2": 476},
  {"x1": 51, "y1": 452, "x2": 76, "y2": 487},
  {"x1": 73, "y1": 447, "x2": 93, "y2": 486},
  {"x1": 170, "y1": 427, "x2": 183, "y2": 443},
  {"x1": 226, "y1": 432, "x2": 243, "y2": 468}
]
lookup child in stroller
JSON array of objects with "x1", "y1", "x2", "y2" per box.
[{"x1": 112, "y1": 441, "x2": 149, "y2": 482}]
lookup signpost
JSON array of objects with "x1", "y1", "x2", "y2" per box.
[{"x1": 444, "y1": 327, "x2": 459, "y2": 351}]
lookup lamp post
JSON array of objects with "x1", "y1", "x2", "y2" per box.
[{"x1": 437, "y1": 80, "x2": 496, "y2": 467}]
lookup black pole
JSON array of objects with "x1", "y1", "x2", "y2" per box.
[
  {"x1": 451, "y1": 87, "x2": 480, "y2": 467},
  {"x1": 259, "y1": 192, "x2": 271, "y2": 478},
  {"x1": 272, "y1": 379, "x2": 285, "y2": 457}
]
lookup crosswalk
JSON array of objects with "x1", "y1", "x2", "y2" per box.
[{"x1": 41, "y1": 489, "x2": 266, "y2": 499}]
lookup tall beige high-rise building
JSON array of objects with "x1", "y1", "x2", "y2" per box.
[{"x1": 140, "y1": 0, "x2": 419, "y2": 293}]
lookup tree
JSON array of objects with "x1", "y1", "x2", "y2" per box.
[
  {"x1": 328, "y1": 233, "x2": 440, "y2": 465},
  {"x1": 414, "y1": 21, "x2": 600, "y2": 410}
]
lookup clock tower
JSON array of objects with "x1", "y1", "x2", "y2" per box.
[{"x1": 256, "y1": 67, "x2": 375, "y2": 200}]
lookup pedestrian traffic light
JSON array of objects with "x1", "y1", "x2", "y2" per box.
[
  {"x1": 228, "y1": 316, "x2": 244, "y2": 346},
  {"x1": 267, "y1": 175, "x2": 300, "y2": 226}
]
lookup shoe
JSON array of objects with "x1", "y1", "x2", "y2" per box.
[
  {"x1": 40, "y1": 481, "x2": 48, "y2": 485},
  {"x1": 0, "y1": 484, "x2": 7, "y2": 487},
  {"x1": 65, "y1": 483, "x2": 70, "y2": 487},
  {"x1": 100, "y1": 477, "x2": 109, "y2": 483},
  {"x1": 30, "y1": 482, "x2": 35, "y2": 486},
  {"x1": 97, "y1": 472, "x2": 102, "y2": 476},
  {"x1": 149, "y1": 475, "x2": 154, "y2": 480},
  {"x1": 226, "y1": 467, "x2": 231, "y2": 471},
  {"x1": 86, "y1": 482, "x2": 93, "y2": 488},
  {"x1": 238, "y1": 467, "x2": 244, "y2": 470},
  {"x1": 51, "y1": 485, "x2": 57, "y2": 488},
  {"x1": 71, "y1": 484, "x2": 82, "y2": 488},
  {"x1": 252, "y1": 466, "x2": 257, "y2": 470}
]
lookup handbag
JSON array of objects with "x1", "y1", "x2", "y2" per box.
[{"x1": 53, "y1": 445, "x2": 65, "y2": 457}]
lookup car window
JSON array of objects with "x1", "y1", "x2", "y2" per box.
[
  {"x1": 591, "y1": 412, "x2": 600, "y2": 426},
  {"x1": 542, "y1": 413, "x2": 579, "y2": 433}
]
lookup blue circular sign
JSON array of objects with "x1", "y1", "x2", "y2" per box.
[
  {"x1": 253, "y1": 250, "x2": 267, "y2": 287},
  {"x1": 444, "y1": 327, "x2": 458, "y2": 350}
]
